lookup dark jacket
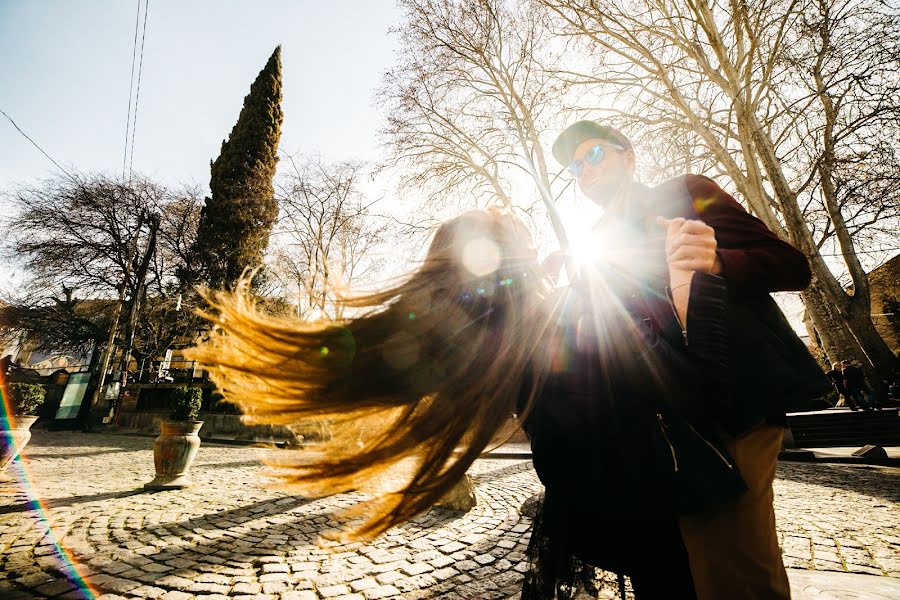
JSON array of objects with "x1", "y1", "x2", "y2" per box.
[
  {"x1": 610, "y1": 175, "x2": 831, "y2": 434},
  {"x1": 842, "y1": 365, "x2": 868, "y2": 389},
  {"x1": 521, "y1": 272, "x2": 730, "y2": 576},
  {"x1": 826, "y1": 369, "x2": 847, "y2": 395}
]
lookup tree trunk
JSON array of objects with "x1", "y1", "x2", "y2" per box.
[
  {"x1": 802, "y1": 283, "x2": 866, "y2": 366},
  {"x1": 802, "y1": 261, "x2": 899, "y2": 390}
]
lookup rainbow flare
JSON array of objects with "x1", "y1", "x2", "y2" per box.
[{"x1": 1, "y1": 371, "x2": 98, "y2": 599}]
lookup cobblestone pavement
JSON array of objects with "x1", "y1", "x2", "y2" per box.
[{"x1": 1, "y1": 432, "x2": 898, "y2": 600}]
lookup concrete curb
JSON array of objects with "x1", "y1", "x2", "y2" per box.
[{"x1": 82, "y1": 430, "x2": 900, "y2": 465}]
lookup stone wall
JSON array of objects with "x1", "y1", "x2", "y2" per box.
[
  {"x1": 115, "y1": 410, "x2": 299, "y2": 442},
  {"x1": 868, "y1": 254, "x2": 900, "y2": 353}
]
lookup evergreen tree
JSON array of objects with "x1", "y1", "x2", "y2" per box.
[{"x1": 191, "y1": 46, "x2": 283, "y2": 289}]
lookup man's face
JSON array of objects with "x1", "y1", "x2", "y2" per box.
[{"x1": 572, "y1": 137, "x2": 636, "y2": 207}]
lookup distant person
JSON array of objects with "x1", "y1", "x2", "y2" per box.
[
  {"x1": 0, "y1": 355, "x2": 12, "y2": 375},
  {"x1": 842, "y1": 360, "x2": 878, "y2": 411},
  {"x1": 888, "y1": 372, "x2": 900, "y2": 405},
  {"x1": 826, "y1": 361, "x2": 853, "y2": 409},
  {"x1": 0, "y1": 354, "x2": 20, "y2": 377}
]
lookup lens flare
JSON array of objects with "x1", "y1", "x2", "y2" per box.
[
  {"x1": 1, "y1": 373, "x2": 98, "y2": 599},
  {"x1": 461, "y1": 237, "x2": 501, "y2": 277}
]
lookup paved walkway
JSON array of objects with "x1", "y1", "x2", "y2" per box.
[{"x1": 1, "y1": 432, "x2": 898, "y2": 599}]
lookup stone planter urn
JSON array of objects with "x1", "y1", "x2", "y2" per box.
[
  {"x1": 0, "y1": 415, "x2": 40, "y2": 473},
  {"x1": 435, "y1": 473, "x2": 477, "y2": 511},
  {"x1": 144, "y1": 420, "x2": 204, "y2": 490}
]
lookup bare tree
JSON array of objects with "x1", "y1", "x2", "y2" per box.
[
  {"x1": 4, "y1": 173, "x2": 206, "y2": 368},
  {"x1": 0, "y1": 287, "x2": 111, "y2": 361},
  {"x1": 539, "y1": 0, "x2": 900, "y2": 379},
  {"x1": 6, "y1": 173, "x2": 164, "y2": 300},
  {"x1": 379, "y1": 0, "x2": 573, "y2": 248},
  {"x1": 779, "y1": 0, "x2": 900, "y2": 365},
  {"x1": 157, "y1": 188, "x2": 203, "y2": 291},
  {"x1": 273, "y1": 155, "x2": 389, "y2": 321},
  {"x1": 131, "y1": 189, "x2": 206, "y2": 362}
]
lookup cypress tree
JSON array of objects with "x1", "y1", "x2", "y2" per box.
[{"x1": 192, "y1": 46, "x2": 283, "y2": 289}]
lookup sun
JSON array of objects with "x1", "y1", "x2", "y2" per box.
[{"x1": 562, "y1": 206, "x2": 638, "y2": 271}]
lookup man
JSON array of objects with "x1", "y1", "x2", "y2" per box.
[
  {"x1": 826, "y1": 361, "x2": 854, "y2": 409},
  {"x1": 842, "y1": 359, "x2": 877, "y2": 411},
  {"x1": 551, "y1": 121, "x2": 830, "y2": 599}
]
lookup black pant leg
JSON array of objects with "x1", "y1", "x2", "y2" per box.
[{"x1": 626, "y1": 517, "x2": 697, "y2": 600}]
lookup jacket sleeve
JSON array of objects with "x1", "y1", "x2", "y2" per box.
[{"x1": 685, "y1": 175, "x2": 811, "y2": 294}]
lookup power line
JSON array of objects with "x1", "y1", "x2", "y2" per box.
[
  {"x1": 122, "y1": 0, "x2": 142, "y2": 180},
  {"x1": 128, "y1": 0, "x2": 150, "y2": 182},
  {"x1": 0, "y1": 108, "x2": 76, "y2": 180},
  {"x1": 812, "y1": 248, "x2": 900, "y2": 257}
]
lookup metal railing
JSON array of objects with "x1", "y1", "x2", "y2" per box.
[{"x1": 127, "y1": 358, "x2": 209, "y2": 385}]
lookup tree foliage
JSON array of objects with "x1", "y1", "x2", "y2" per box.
[
  {"x1": 191, "y1": 46, "x2": 284, "y2": 289},
  {"x1": 3, "y1": 173, "x2": 203, "y2": 363},
  {"x1": 7, "y1": 382, "x2": 46, "y2": 415}
]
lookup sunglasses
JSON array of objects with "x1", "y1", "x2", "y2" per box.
[{"x1": 567, "y1": 143, "x2": 625, "y2": 178}]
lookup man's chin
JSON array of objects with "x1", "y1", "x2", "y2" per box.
[{"x1": 582, "y1": 181, "x2": 620, "y2": 206}]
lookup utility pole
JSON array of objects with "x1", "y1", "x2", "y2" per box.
[
  {"x1": 117, "y1": 212, "x2": 160, "y2": 390},
  {"x1": 85, "y1": 211, "x2": 145, "y2": 431}
]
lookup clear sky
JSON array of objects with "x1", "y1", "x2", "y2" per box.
[{"x1": 0, "y1": 0, "x2": 402, "y2": 192}]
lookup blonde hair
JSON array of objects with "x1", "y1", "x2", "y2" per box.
[{"x1": 189, "y1": 209, "x2": 554, "y2": 540}]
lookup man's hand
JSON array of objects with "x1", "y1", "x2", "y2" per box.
[{"x1": 656, "y1": 216, "x2": 722, "y2": 274}]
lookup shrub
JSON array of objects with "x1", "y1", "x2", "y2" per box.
[
  {"x1": 169, "y1": 386, "x2": 202, "y2": 421},
  {"x1": 7, "y1": 383, "x2": 46, "y2": 415}
]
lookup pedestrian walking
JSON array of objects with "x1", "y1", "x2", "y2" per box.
[
  {"x1": 826, "y1": 361, "x2": 853, "y2": 409},
  {"x1": 842, "y1": 360, "x2": 878, "y2": 411}
]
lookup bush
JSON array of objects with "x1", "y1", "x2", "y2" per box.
[
  {"x1": 7, "y1": 383, "x2": 46, "y2": 415},
  {"x1": 169, "y1": 386, "x2": 202, "y2": 421}
]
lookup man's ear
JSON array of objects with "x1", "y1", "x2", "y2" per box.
[
  {"x1": 625, "y1": 148, "x2": 637, "y2": 181},
  {"x1": 624, "y1": 149, "x2": 637, "y2": 177}
]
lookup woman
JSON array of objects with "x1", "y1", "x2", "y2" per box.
[
  {"x1": 191, "y1": 209, "x2": 553, "y2": 540},
  {"x1": 190, "y1": 208, "x2": 736, "y2": 597}
]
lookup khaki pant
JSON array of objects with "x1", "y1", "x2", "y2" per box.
[{"x1": 679, "y1": 424, "x2": 791, "y2": 600}]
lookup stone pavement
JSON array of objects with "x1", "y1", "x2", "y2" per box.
[{"x1": 1, "y1": 432, "x2": 899, "y2": 600}]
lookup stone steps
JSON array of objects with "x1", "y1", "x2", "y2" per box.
[{"x1": 786, "y1": 408, "x2": 900, "y2": 447}]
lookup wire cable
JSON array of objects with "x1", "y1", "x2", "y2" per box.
[
  {"x1": 0, "y1": 108, "x2": 76, "y2": 181},
  {"x1": 812, "y1": 248, "x2": 900, "y2": 257},
  {"x1": 122, "y1": 0, "x2": 142, "y2": 180},
  {"x1": 128, "y1": 0, "x2": 150, "y2": 182}
]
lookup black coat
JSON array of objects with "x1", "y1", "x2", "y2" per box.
[
  {"x1": 608, "y1": 176, "x2": 831, "y2": 434},
  {"x1": 521, "y1": 272, "x2": 732, "y2": 575}
]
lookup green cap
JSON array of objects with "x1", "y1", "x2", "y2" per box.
[{"x1": 551, "y1": 120, "x2": 633, "y2": 166}]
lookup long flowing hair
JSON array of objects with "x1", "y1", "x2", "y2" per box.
[{"x1": 189, "y1": 209, "x2": 555, "y2": 540}]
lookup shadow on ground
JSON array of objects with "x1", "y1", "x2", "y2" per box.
[
  {"x1": 776, "y1": 462, "x2": 900, "y2": 505},
  {"x1": 0, "y1": 488, "x2": 145, "y2": 515}
]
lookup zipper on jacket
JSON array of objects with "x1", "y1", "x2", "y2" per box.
[
  {"x1": 656, "y1": 413, "x2": 679, "y2": 472},
  {"x1": 666, "y1": 286, "x2": 688, "y2": 347},
  {"x1": 686, "y1": 422, "x2": 735, "y2": 469}
]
